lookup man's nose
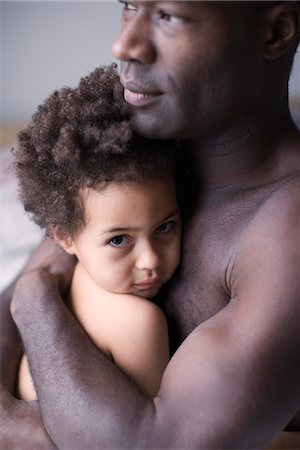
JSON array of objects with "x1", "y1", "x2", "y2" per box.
[
  {"x1": 136, "y1": 243, "x2": 161, "y2": 271},
  {"x1": 112, "y1": 14, "x2": 156, "y2": 64}
]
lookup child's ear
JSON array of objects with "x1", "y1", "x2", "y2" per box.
[
  {"x1": 51, "y1": 228, "x2": 76, "y2": 255},
  {"x1": 262, "y1": 2, "x2": 300, "y2": 60}
]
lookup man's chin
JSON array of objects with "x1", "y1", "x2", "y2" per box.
[{"x1": 129, "y1": 112, "x2": 174, "y2": 140}]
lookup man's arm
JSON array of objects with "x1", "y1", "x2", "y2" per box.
[
  {"x1": 0, "y1": 276, "x2": 56, "y2": 449},
  {"x1": 11, "y1": 189, "x2": 300, "y2": 449},
  {"x1": 0, "y1": 238, "x2": 75, "y2": 449}
]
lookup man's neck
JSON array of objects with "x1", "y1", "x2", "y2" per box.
[{"x1": 184, "y1": 108, "x2": 299, "y2": 192}]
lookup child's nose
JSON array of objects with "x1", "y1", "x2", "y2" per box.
[{"x1": 136, "y1": 243, "x2": 161, "y2": 271}]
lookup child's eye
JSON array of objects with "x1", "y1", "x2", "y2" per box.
[
  {"x1": 155, "y1": 221, "x2": 174, "y2": 235},
  {"x1": 109, "y1": 235, "x2": 132, "y2": 248}
]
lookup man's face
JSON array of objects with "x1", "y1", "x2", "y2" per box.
[{"x1": 113, "y1": 1, "x2": 265, "y2": 140}]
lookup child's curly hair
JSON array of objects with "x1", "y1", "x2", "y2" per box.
[{"x1": 13, "y1": 64, "x2": 179, "y2": 238}]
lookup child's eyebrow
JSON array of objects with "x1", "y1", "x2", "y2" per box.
[
  {"x1": 159, "y1": 210, "x2": 180, "y2": 223},
  {"x1": 99, "y1": 211, "x2": 180, "y2": 236},
  {"x1": 100, "y1": 226, "x2": 135, "y2": 236}
]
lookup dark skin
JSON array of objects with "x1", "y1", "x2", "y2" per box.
[
  {"x1": 0, "y1": 239, "x2": 75, "y2": 449},
  {"x1": 1, "y1": 1, "x2": 300, "y2": 448},
  {"x1": 0, "y1": 282, "x2": 53, "y2": 450}
]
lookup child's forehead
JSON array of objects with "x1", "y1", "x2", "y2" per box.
[{"x1": 80, "y1": 178, "x2": 178, "y2": 229}]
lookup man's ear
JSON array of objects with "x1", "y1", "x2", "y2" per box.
[
  {"x1": 262, "y1": 2, "x2": 300, "y2": 60},
  {"x1": 51, "y1": 228, "x2": 76, "y2": 256}
]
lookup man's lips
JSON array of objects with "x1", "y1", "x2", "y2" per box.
[
  {"x1": 124, "y1": 89, "x2": 156, "y2": 107},
  {"x1": 121, "y1": 78, "x2": 162, "y2": 107}
]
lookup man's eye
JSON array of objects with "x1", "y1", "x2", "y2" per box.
[
  {"x1": 118, "y1": 1, "x2": 136, "y2": 12},
  {"x1": 109, "y1": 235, "x2": 132, "y2": 248},
  {"x1": 155, "y1": 221, "x2": 174, "y2": 235},
  {"x1": 158, "y1": 10, "x2": 184, "y2": 25}
]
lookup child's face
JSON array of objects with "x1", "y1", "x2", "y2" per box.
[{"x1": 63, "y1": 176, "x2": 181, "y2": 299}]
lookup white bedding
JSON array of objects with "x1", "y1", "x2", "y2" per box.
[{"x1": 0, "y1": 145, "x2": 44, "y2": 293}]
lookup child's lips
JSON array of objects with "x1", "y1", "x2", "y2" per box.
[{"x1": 135, "y1": 278, "x2": 159, "y2": 290}]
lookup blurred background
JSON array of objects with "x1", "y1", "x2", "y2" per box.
[
  {"x1": 1, "y1": 1, "x2": 121, "y2": 136},
  {"x1": 1, "y1": 1, "x2": 300, "y2": 292}
]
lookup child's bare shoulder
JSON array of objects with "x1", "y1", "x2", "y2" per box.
[
  {"x1": 69, "y1": 264, "x2": 166, "y2": 355},
  {"x1": 105, "y1": 292, "x2": 166, "y2": 340}
]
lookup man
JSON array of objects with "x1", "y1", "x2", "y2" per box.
[{"x1": 1, "y1": 1, "x2": 300, "y2": 448}]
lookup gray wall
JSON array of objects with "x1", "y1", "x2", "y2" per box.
[
  {"x1": 1, "y1": 1, "x2": 120, "y2": 124},
  {"x1": 1, "y1": 1, "x2": 300, "y2": 124}
]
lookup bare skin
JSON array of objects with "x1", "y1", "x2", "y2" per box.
[
  {"x1": 0, "y1": 281, "x2": 53, "y2": 450},
  {"x1": 0, "y1": 239, "x2": 75, "y2": 449},
  {"x1": 2, "y1": 1, "x2": 300, "y2": 448}
]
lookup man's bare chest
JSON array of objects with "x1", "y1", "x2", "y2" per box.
[
  {"x1": 161, "y1": 208, "x2": 232, "y2": 350},
  {"x1": 160, "y1": 184, "x2": 281, "y2": 351}
]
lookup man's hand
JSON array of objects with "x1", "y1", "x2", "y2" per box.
[
  {"x1": 21, "y1": 237, "x2": 76, "y2": 295},
  {"x1": 0, "y1": 390, "x2": 56, "y2": 449},
  {"x1": 10, "y1": 269, "x2": 61, "y2": 327}
]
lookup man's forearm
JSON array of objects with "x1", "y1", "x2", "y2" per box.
[
  {"x1": 0, "y1": 237, "x2": 70, "y2": 391},
  {"x1": 0, "y1": 277, "x2": 57, "y2": 449},
  {"x1": 12, "y1": 270, "x2": 152, "y2": 449},
  {"x1": 0, "y1": 237, "x2": 76, "y2": 449}
]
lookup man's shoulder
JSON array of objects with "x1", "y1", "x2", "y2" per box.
[
  {"x1": 255, "y1": 173, "x2": 300, "y2": 224},
  {"x1": 230, "y1": 174, "x2": 300, "y2": 280},
  {"x1": 225, "y1": 174, "x2": 300, "y2": 323},
  {"x1": 230, "y1": 174, "x2": 300, "y2": 276},
  {"x1": 241, "y1": 173, "x2": 300, "y2": 231}
]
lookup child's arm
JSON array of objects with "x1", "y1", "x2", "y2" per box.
[
  {"x1": 18, "y1": 355, "x2": 38, "y2": 400},
  {"x1": 108, "y1": 297, "x2": 169, "y2": 399}
]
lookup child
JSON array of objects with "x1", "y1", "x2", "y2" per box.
[{"x1": 14, "y1": 65, "x2": 182, "y2": 400}]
